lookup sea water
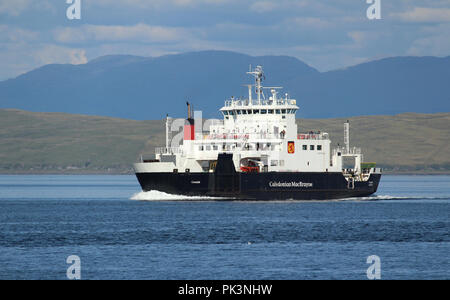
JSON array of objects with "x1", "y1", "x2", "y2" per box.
[{"x1": 0, "y1": 174, "x2": 448, "y2": 279}]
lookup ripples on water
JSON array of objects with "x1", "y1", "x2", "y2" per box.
[{"x1": 0, "y1": 175, "x2": 449, "y2": 279}]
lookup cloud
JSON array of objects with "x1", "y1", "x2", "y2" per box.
[
  {"x1": 287, "y1": 17, "x2": 333, "y2": 29},
  {"x1": 407, "y1": 24, "x2": 450, "y2": 56},
  {"x1": 0, "y1": 42, "x2": 88, "y2": 80},
  {"x1": 88, "y1": 0, "x2": 231, "y2": 10},
  {"x1": 0, "y1": 0, "x2": 56, "y2": 16},
  {"x1": 0, "y1": 25, "x2": 39, "y2": 42},
  {"x1": 250, "y1": 1, "x2": 278, "y2": 13},
  {"x1": 391, "y1": 7, "x2": 450, "y2": 22},
  {"x1": 54, "y1": 23, "x2": 189, "y2": 44},
  {"x1": 1, "y1": 0, "x2": 450, "y2": 80},
  {"x1": 32, "y1": 44, "x2": 88, "y2": 65},
  {"x1": 0, "y1": 0, "x2": 31, "y2": 16}
]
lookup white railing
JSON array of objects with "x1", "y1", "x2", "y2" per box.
[
  {"x1": 297, "y1": 132, "x2": 329, "y2": 140},
  {"x1": 333, "y1": 147, "x2": 362, "y2": 156},
  {"x1": 195, "y1": 133, "x2": 284, "y2": 140},
  {"x1": 155, "y1": 147, "x2": 183, "y2": 155},
  {"x1": 224, "y1": 99, "x2": 297, "y2": 107}
]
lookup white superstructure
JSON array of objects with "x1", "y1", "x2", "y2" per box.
[{"x1": 134, "y1": 66, "x2": 377, "y2": 182}]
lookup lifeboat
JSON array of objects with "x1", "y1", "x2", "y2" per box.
[{"x1": 240, "y1": 166, "x2": 260, "y2": 173}]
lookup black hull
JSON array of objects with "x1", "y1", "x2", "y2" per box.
[
  {"x1": 134, "y1": 154, "x2": 381, "y2": 200},
  {"x1": 135, "y1": 172, "x2": 381, "y2": 200}
]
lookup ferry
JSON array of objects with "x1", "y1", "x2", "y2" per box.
[{"x1": 134, "y1": 66, "x2": 381, "y2": 200}]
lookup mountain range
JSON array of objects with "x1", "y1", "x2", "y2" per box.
[{"x1": 0, "y1": 51, "x2": 449, "y2": 119}]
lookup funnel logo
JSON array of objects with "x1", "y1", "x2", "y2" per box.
[{"x1": 288, "y1": 141, "x2": 295, "y2": 154}]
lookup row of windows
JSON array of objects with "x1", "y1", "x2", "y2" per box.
[
  {"x1": 302, "y1": 145, "x2": 322, "y2": 151},
  {"x1": 199, "y1": 144, "x2": 276, "y2": 151},
  {"x1": 270, "y1": 160, "x2": 285, "y2": 167},
  {"x1": 197, "y1": 144, "x2": 323, "y2": 151},
  {"x1": 223, "y1": 109, "x2": 297, "y2": 116}
]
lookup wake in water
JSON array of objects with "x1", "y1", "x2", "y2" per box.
[
  {"x1": 130, "y1": 190, "x2": 225, "y2": 201},
  {"x1": 339, "y1": 195, "x2": 450, "y2": 201},
  {"x1": 130, "y1": 191, "x2": 450, "y2": 202}
]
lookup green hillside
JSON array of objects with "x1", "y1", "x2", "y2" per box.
[
  {"x1": 0, "y1": 109, "x2": 449, "y2": 174},
  {"x1": 0, "y1": 109, "x2": 165, "y2": 173}
]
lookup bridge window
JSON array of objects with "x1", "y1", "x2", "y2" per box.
[
  {"x1": 247, "y1": 109, "x2": 252, "y2": 114},
  {"x1": 268, "y1": 109, "x2": 274, "y2": 114},
  {"x1": 261, "y1": 109, "x2": 267, "y2": 114},
  {"x1": 253, "y1": 109, "x2": 259, "y2": 114},
  {"x1": 242, "y1": 110, "x2": 247, "y2": 114},
  {"x1": 223, "y1": 111, "x2": 228, "y2": 116},
  {"x1": 317, "y1": 145, "x2": 322, "y2": 151},
  {"x1": 302, "y1": 145, "x2": 307, "y2": 150},
  {"x1": 236, "y1": 110, "x2": 241, "y2": 115},
  {"x1": 281, "y1": 109, "x2": 286, "y2": 114},
  {"x1": 276, "y1": 109, "x2": 281, "y2": 114},
  {"x1": 310, "y1": 145, "x2": 315, "y2": 150}
]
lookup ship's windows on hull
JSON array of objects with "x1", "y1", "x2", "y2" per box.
[
  {"x1": 302, "y1": 145, "x2": 307, "y2": 150},
  {"x1": 317, "y1": 145, "x2": 322, "y2": 151},
  {"x1": 310, "y1": 145, "x2": 315, "y2": 150}
]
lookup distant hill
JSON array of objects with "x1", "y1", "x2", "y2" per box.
[
  {"x1": 0, "y1": 51, "x2": 449, "y2": 119},
  {"x1": 1, "y1": 109, "x2": 449, "y2": 174}
]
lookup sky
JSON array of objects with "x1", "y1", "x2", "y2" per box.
[{"x1": 0, "y1": 0, "x2": 449, "y2": 80}]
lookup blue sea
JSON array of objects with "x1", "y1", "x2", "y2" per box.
[{"x1": 0, "y1": 174, "x2": 448, "y2": 280}]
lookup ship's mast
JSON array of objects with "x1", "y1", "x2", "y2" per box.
[
  {"x1": 344, "y1": 120, "x2": 350, "y2": 153},
  {"x1": 165, "y1": 114, "x2": 173, "y2": 151},
  {"x1": 247, "y1": 65, "x2": 264, "y2": 105}
]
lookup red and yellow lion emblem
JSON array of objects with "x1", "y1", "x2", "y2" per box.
[{"x1": 288, "y1": 141, "x2": 295, "y2": 154}]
